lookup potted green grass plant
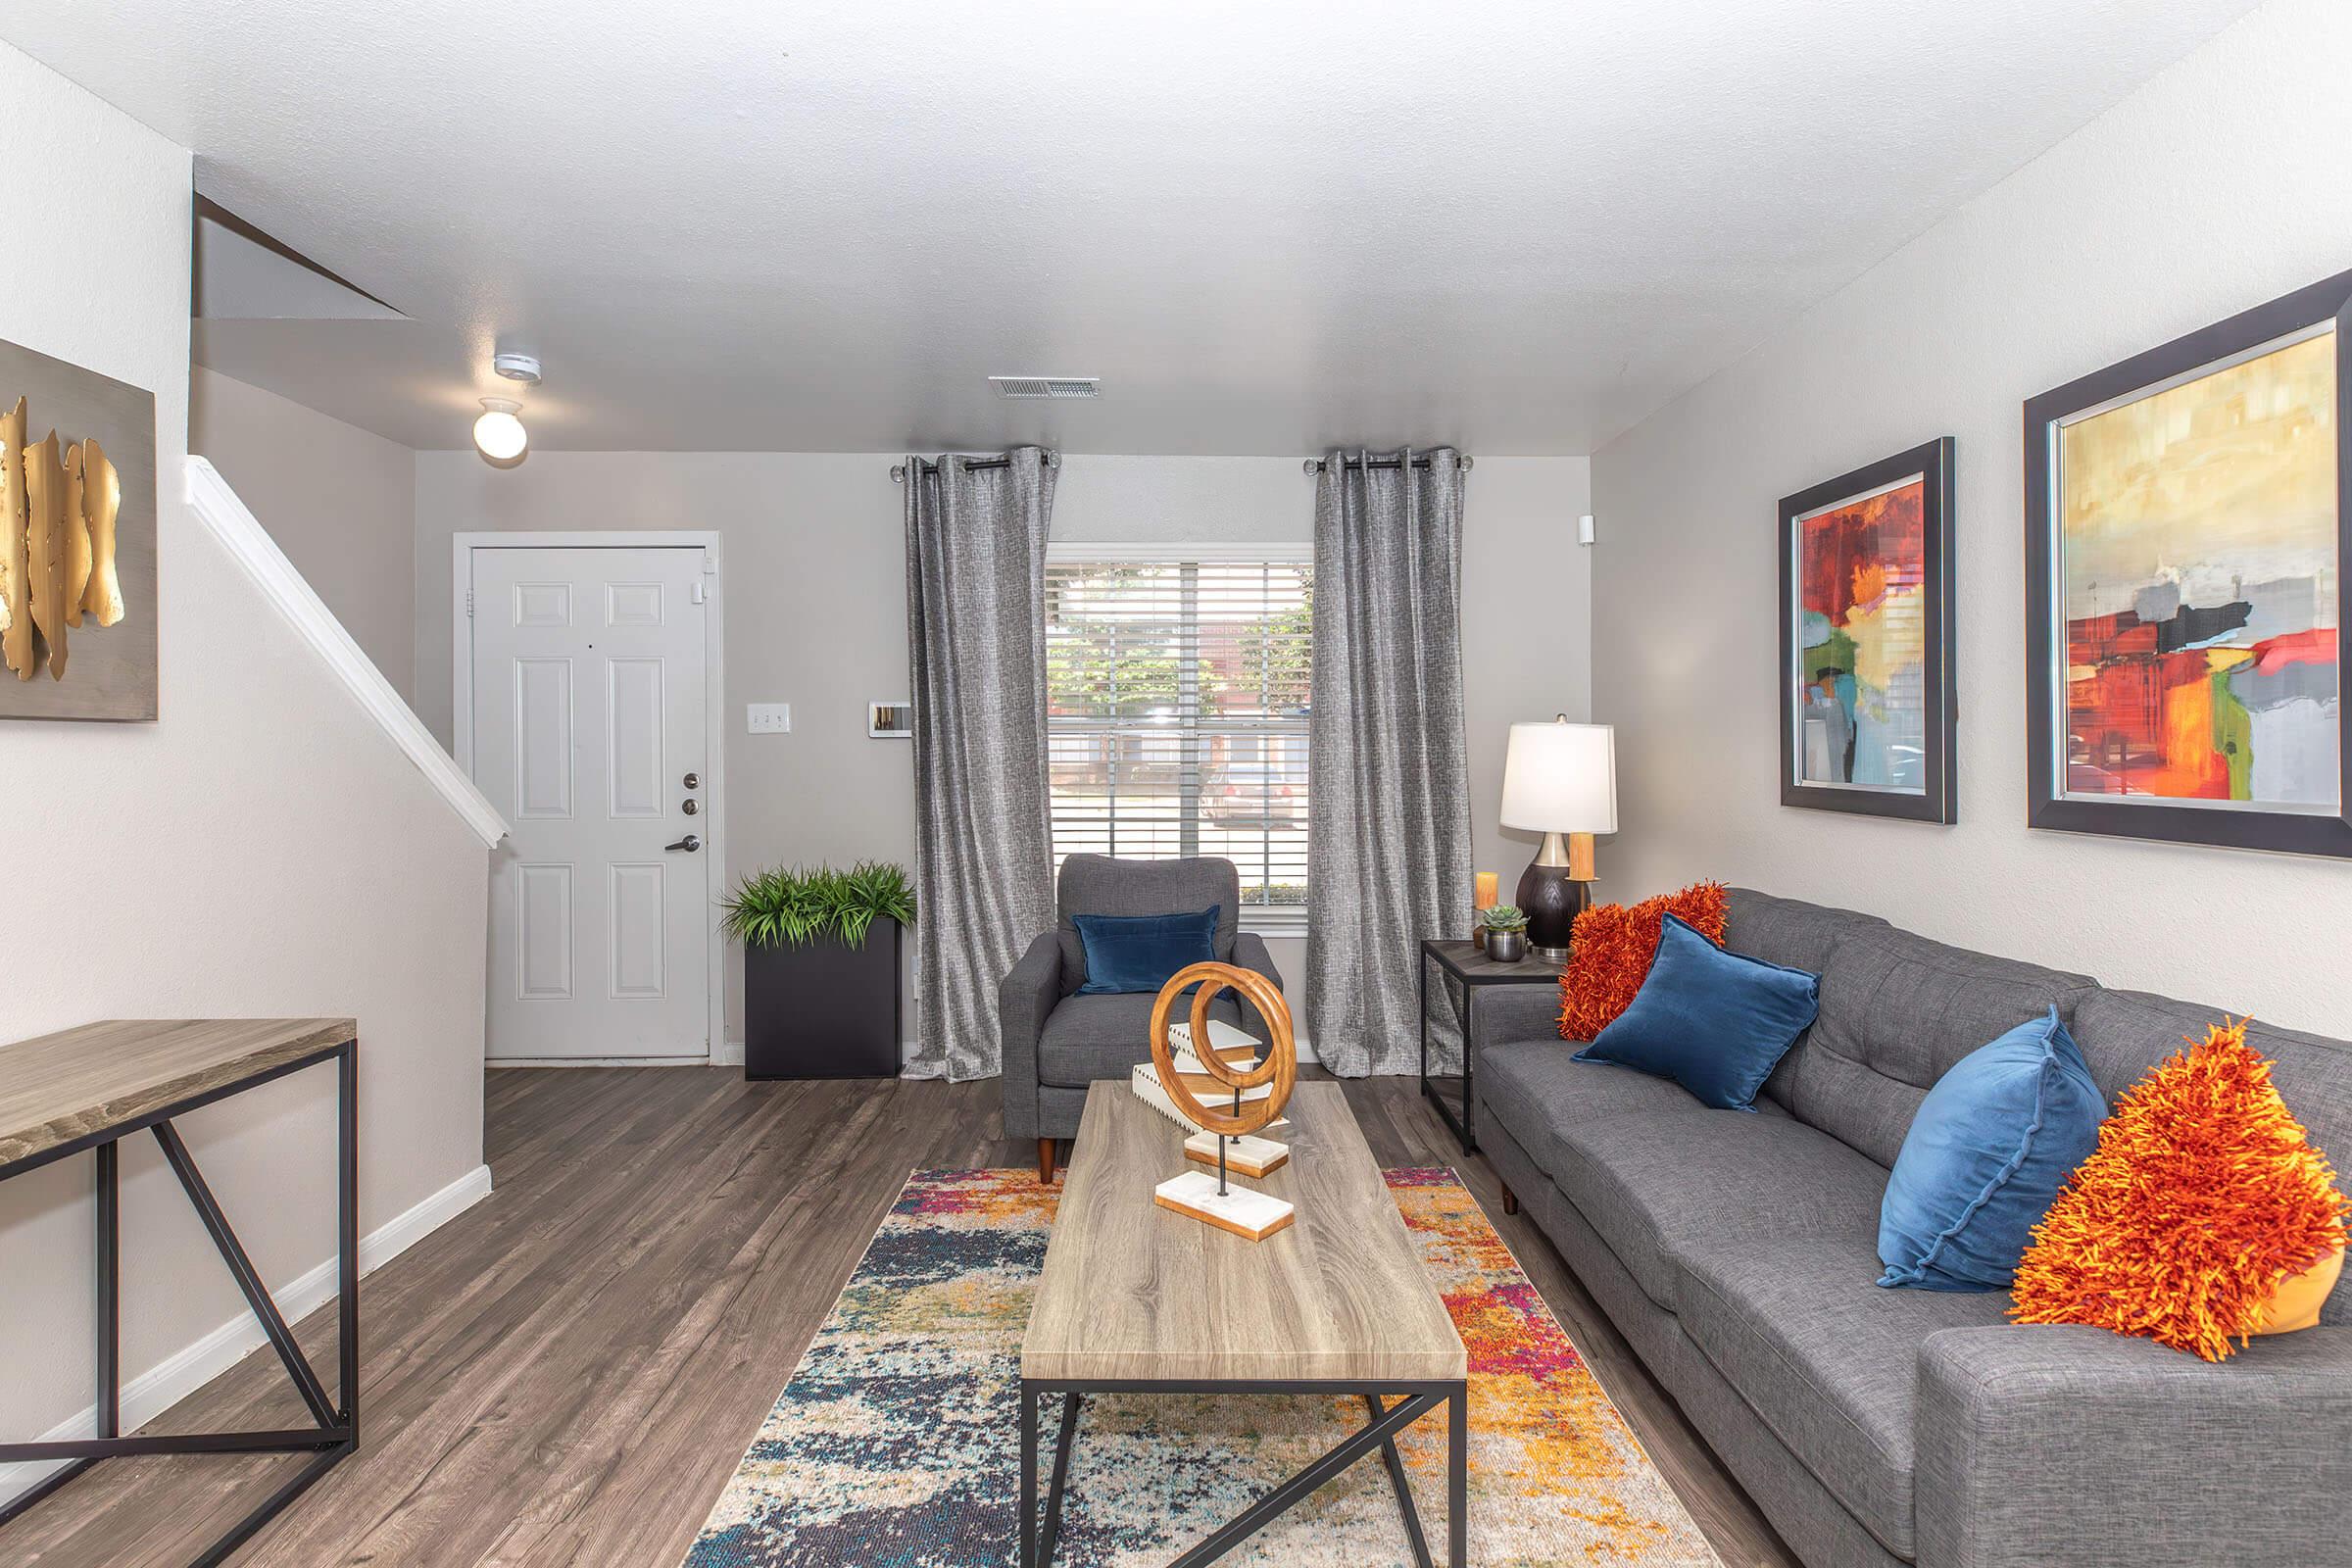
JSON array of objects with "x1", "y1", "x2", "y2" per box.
[{"x1": 722, "y1": 860, "x2": 914, "y2": 1079}]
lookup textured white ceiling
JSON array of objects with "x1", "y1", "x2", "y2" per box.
[{"x1": 2, "y1": 1, "x2": 2260, "y2": 454}]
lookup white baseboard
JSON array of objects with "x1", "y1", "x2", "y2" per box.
[
  {"x1": 1, "y1": 1162, "x2": 493, "y2": 1504},
  {"x1": 354, "y1": 1163, "x2": 493, "y2": 1273},
  {"x1": 712, "y1": 1036, "x2": 745, "y2": 1068},
  {"x1": 488, "y1": 1054, "x2": 710, "y2": 1068}
]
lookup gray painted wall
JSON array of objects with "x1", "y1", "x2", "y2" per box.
[
  {"x1": 1, "y1": 39, "x2": 487, "y2": 1474},
  {"x1": 416, "y1": 451, "x2": 1591, "y2": 1053},
  {"x1": 191, "y1": 366, "x2": 417, "y2": 701},
  {"x1": 1590, "y1": 0, "x2": 2351, "y2": 1035}
]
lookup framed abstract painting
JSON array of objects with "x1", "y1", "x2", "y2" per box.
[
  {"x1": 2025, "y1": 270, "x2": 2350, "y2": 857},
  {"x1": 1778, "y1": 436, "x2": 1957, "y2": 822}
]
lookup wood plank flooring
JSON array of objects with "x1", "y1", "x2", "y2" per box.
[{"x1": 0, "y1": 1067, "x2": 1797, "y2": 1567}]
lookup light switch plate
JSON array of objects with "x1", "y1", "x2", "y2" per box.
[{"x1": 747, "y1": 703, "x2": 792, "y2": 734}]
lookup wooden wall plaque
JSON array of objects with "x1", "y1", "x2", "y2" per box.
[{"x1": 0, "y1": 335, "x2": 157, "y2": 722}]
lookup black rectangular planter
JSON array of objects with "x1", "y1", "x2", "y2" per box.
[{"x1": 743, "y1": 918, "x2": 904, "y2": 1080}]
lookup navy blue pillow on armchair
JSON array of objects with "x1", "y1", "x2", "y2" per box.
[
  {"x1": 1072, "y1": 906, "x2": 1221, "y2": 995},
  {"x1": 1574, "y1": 912, "x2": 1821, "y2": 1110}
]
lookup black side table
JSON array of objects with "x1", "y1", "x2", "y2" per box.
[{"x1": 1419, "y1": 939, "x2": 1566, "y2": 1153}]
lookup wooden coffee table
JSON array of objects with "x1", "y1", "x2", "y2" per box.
[{"x1": 1020, "y1": 1081, "x2": 1468, "y2": 1567}]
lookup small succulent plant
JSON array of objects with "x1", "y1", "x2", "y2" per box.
[{"x1": 1481, "y1": 904, "x2": 1528, "y2": 934}]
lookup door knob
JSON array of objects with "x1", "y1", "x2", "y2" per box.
[{"x1": 664, "y1": 834, "x2": 702, "y2": 853}]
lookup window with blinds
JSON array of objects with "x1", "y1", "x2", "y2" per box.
[{"x1": 1045, "y1": 553, "x2": 1312, "y2": 919}]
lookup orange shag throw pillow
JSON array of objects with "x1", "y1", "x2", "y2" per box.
[
  {"x1": 2009, "y1": 1020, "x2": 2350, "y2": 1362},
  {"x1": 1556, "y1": 881, "x2": 1729, "y2": 1042}
]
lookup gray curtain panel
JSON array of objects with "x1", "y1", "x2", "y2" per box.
[
  {"x1": 902, "y1": 448, "x2": 1059, "y2": 1081},
  {"x1": 1307, "y1": 448, "x2": 1474, "y2": 1076}
]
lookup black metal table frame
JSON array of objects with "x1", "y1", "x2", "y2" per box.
[
  {"x1": 0, "y1": 1038, "x2": 358, "y2": 1568},
  {"x1": 1019, "y1": 1375, "x2": 1467, "y2": 1568},
  {"x1": 1418, "y1": 941, "x2": 1563, "y2": 1154}
]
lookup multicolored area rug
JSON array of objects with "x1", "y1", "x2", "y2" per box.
[{"x1": 684, "y1": 1166, "x2": 1718, "y2": 1566}]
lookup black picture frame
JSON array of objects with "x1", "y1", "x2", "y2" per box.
[
  {"x1": 1777, "y1": 436, "x2": 1958, "y2": 823},
  {"x1": 2024, "y1": 270, "x2": 2352, "y2": 858}
]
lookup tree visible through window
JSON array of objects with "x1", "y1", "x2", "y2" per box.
[{"x1": 1045, "y1": 555, "x2": 1312, "y2": 915}]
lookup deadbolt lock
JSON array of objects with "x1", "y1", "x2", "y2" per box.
[
  {"x1": 682, "y1": 799, "x2": 699, "y2": 814},
  {"x1": 683, "y1": 771, "x2": 700, "y2": 790}
]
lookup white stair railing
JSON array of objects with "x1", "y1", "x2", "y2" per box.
[{"x1": 184, "y1": 457, "x2": 509, "y2": 849}]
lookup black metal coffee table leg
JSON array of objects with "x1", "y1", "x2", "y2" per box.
[
  {"x1": 1024, "y1": 1378, "x2": 1464, "y2": 1568},
  {"x1": 1018, "y1": 1382, "x2": 1037, "y2": 1568},
  {"x1": 1368, "y1": 1394, "x2": 1431, "y2": 1566},
  {"x1": 1039, "y1": 1391, "x2": 1080, "y2": 1566},
  {"x1": 1448, "y1": 1381, "x2": 1468, "y2": 1567}
]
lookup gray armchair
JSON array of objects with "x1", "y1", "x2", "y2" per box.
[{"x1": 1000, "y1": 854, "x2": 1284, "y2": 1181}]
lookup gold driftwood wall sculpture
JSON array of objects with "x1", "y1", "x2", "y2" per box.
[{"x1": 0, "y1": 395, "x2": 126, "y2": 682}]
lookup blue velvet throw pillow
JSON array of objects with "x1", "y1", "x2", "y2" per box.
[
  {"x1": 1072, "y1": 906, "x2": 1221, "y2": 995},
  {"x1": 1877, "y1": 1007, "x2": 2104, "y2": 1293},
  {"x1": 1573, "y1": 913, "x2": 1820, "y2": 1111}
]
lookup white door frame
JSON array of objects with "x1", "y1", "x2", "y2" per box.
[{"x1": 453, "y1": 531, "x2": 728, "y2": 1065}]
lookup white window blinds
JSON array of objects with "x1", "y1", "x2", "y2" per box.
[{"x1": 1044, "y1": 554, "x2": 1312, "y2": 917}]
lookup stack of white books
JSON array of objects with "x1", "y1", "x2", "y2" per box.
[
  {"x1": 1128, "y1": 1017, "x2": 1269, "y2": 1122},
  {"x1": 1131, "y1": 1017, "x2": 1290, "y2": 1177}
]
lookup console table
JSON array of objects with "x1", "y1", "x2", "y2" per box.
[
  {"x1": 1419, "y1": 940, "x2": 1565, "y2": 1153},
  {"x1": 0, "y1": 1018, "x2": 359, "y2": 1567}
]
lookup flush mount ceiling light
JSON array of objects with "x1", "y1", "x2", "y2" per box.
[{"x1": 473, "y1": 397, "x2": 528, "y2": 462}]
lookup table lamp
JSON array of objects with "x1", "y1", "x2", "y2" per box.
[{"x1": 1499, "y1": 716, "x2": 1617, "y2": 960}]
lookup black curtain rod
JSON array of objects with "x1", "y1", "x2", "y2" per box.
[
  {"x1": 890, "y1": 453, "x2": 1057, "y2": 482},
  {"x1": 1303, "y1": 454, "x2": 1473, "y2": 473},
  {"x1": 890, "y1": 451, "x2": 1472, "y2": 481}
]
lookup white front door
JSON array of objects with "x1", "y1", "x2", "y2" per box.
[{"x1": 466, "y1": 545, "x2": 712, "y2": 1061}]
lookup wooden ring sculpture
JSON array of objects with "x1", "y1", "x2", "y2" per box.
[{"x1": 1147, "y1": 961, "x2": 1297, "y2": 1138}]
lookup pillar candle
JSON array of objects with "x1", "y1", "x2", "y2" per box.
[{"x1": 1474, "y1": 871, "x2": 1498, "y2": 910}]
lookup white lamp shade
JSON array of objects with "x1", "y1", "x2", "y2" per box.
[{"x1": 1500, "y1": 720, "x2": 1616, "y2": 834}]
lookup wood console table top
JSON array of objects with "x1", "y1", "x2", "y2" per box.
[
  {"x1": 1022, "y1": 1081, "x2": 1465, "y2": 1384},
  {"x1": 0, "y1": 1017, "x2": 357, "y2": 1171}
]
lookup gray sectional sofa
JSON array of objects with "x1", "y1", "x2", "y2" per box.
[{"x1": 1471, "y1": 888, "x2": 2352, "y2": 1568}]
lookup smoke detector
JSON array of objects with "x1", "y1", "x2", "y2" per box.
[
  {"x1": 493, "y1": 352, "x2": 543, "y2": 385},
  {"x1": 990, "y1": 375, "x2": 1099, "y2": 400}
]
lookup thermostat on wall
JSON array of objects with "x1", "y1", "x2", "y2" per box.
[{"x1": 869, "y1": 701, "x2": 912, "y2": 739}]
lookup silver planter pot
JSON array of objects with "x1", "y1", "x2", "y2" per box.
[{"x1": 1486, "y1": 929, "x2": 1527, "y2": 963}]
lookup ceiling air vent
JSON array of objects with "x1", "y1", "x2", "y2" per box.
[{"x1": 990, "y1": 375, "x2": 1100, "y2": 400}]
